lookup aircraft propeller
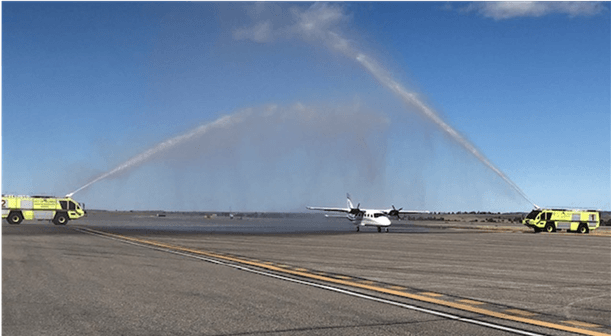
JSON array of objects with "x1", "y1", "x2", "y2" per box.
[
  {"x1": 387, "y1": 205, "x2": 403, "y2": 219},
  {"x1": 349, "y1": 203, "x2": 363, "y2": 216}
]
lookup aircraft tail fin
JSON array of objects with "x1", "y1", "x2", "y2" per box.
[{"x1": 346, "y1": 193, "x2": 354, "y2": 209}]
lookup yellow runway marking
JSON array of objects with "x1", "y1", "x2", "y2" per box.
[
  {"x1": 359, "y1": 280, "x2": 374, "y2": 285},
  {"x1": 81, "y1": 228, "x2": 611, "y2": 336},
  {"x1": 458, "y1": 299, "x2": 485, "y2": 305},
  {"x1": 505, "y1": 309, "x2": 538, "y2": 317},
  {"x1": 564, "y1": 321, "x2": 604, "y2": 328},
  {"x1": 421, "y1": 292, "x2": 444, "y2": 297},
  {"x1": 294, "y1": 268, "x2": 308, "y2": 272}
]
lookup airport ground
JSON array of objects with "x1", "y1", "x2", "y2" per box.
[{"x1": 3, "y1": 212, "x2": 610, "y2": 336}]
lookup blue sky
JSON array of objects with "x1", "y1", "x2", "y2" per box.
[{"x1": 2, "y1": 2, "x2": 609, "y2": 212}]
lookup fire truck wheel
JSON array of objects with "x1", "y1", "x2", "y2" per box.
[
  {"x1": 544, "y1": 223, "x2": 555, "y2": 233},
  {"x1": 53, "y1": 213, "x2": 68, "y2": 225},
  {"x1": 578, "y1": 224, "x2": 589, "y2": 234},
  {"x1": 7, "y1": 212, "x2": 23, "y2": 225}
]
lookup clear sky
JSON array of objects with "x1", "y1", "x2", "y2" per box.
[{"x1": 2, "y1": 2, "x2": 609, "y2": 212}]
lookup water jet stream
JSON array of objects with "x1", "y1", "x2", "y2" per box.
[
  {"x1": 67, "y1": 103, "x2": 387, "y2": 200},
  {"x1": 284, "y1": 3, "x2": 537, "y2": 208},
  {"x1": 354, "y1": 54, "x2": 538, "y2": 208},
  {"x1": 70, "y1": 4, "x2": 538, "y2": 209},
  {"x1": 67, "y1": 112, "x2": 251, "y2": 197}
]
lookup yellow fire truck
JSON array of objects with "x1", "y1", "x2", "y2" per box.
[
  {"x1": 522, "y1": 208, "x2": 600, "y2": 234},
  {"x1": 2, "y1": 195, "x2": 86, "y2": 225}
]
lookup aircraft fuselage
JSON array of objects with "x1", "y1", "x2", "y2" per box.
[{"x1": 348, "y1": 211, "x2": 391, "y2": 227}]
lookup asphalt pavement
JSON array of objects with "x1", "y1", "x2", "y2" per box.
[{"x1": 3, "y1": 212, "x2": 610, "y2": 335}]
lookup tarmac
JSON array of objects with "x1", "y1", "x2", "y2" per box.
[{"x1": 3, "y1": 212, "x2": 610, "y2": 336}]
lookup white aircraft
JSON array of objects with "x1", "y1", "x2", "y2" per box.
[{"x1": 307, "y1": 194, "x2": 429, "y2": 232}]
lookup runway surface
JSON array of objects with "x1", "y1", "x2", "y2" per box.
[{"x1": 3, "y1": 212, "x2": 610, "y2": 335}]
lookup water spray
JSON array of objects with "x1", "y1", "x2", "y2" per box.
[
  {"x1": 70, "y1": 4, "x2": 539, "y2": 209},
  {"x1": 67, "y1": 111, "x2": 251, "y2": 197},
  {"x1": 67, "y1": 103, "x2": 388, "y2": 199},
  {"x1": 276, "y1": 4, "x2": 538, "y2": 207},
  {"x1": 354, "y1": 54, "x2": 538, "y2": 208}
]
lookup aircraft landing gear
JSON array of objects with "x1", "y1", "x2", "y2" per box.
[
  {"x1": 356, "y1": 226, "x2": 360, "y2": 232},
  {"x1": 377, "y1": 227, "x2": 381, "y2": 233},
  {"x1": 385, "y1": 228, "x2": 389, "y2": 233}
]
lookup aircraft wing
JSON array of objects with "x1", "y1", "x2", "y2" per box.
[
  {"x1": 398, "y1": 210, "x2": 430, "y2": 214},
  {"x1": 324, "y1": 214, "x2": 348, "y2": 218},
  {"x1": 306, "y1": 206, "x2": 349, "y2": 213}
]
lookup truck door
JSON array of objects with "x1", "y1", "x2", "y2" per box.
[{"x1": 68, "y1": 201, "x2": 78, "y2": 218}]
